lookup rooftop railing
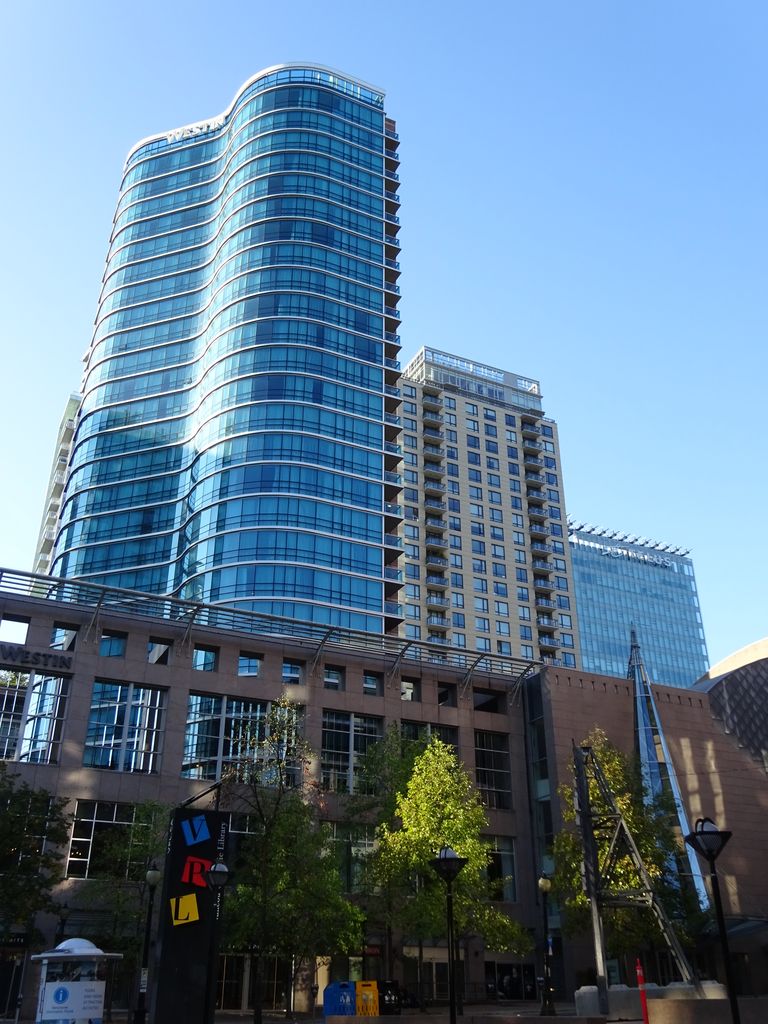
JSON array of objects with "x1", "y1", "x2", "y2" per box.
[{"x1": 0, "y1": 567, "x2": 534, "y2": 681}]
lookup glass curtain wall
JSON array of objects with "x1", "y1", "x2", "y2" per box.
[{"x1": 53, "y1": 65, "x2": 402, "y2": 633}]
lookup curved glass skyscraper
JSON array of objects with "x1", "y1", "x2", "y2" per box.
[{"x1": 52, "y1": 64, "x2": 403, "y2": 633}]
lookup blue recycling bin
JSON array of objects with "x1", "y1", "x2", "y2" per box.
[{"x1": 323, "y1": 981, "x2": 356, "y2": 1016}]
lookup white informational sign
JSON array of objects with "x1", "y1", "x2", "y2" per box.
[{"x1": 40, "y1": 979, "x2": 106, "y2": 1021}]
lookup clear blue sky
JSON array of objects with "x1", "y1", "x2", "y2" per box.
[{"x1": 1, "y1": 1, "x2": 766, "y2": 668}]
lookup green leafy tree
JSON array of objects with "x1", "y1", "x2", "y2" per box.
[
  {"x1": 552, "y1": 728, "x2": 701, "y2": 961},
  {"x1": 375, "y1": 739, "x2": 532, "y2": 976},
  {"x1": 0, "y1": 762, "x2": 70, "y2": 940},
  {"x1": 221, "y1": 698, "x2": 364, "y2": 1024}
]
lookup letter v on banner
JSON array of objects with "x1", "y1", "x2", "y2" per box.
[{"x1": 154, "y1": 808, "x2": 229, "y2": 1024}]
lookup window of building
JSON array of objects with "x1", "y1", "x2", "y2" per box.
[
  {"x1": 282, "y1": 660, "x2": 304, "y2": 685},
  {"x1": 515, "y1": 568, "x2": 528, "y2": 583},
  {"x1": 475, "y1": 617, "x2": 490, "y2": 633},
  {"x1": 147, "y1": 638, "x2": 172, "y2": 665},
  {"x1": 324, "y1": 666, "x2": 346, "y2": 691},
  {"x1": 496, "y1": 622, "x2": 510, "y2": 636},
  {"x1": 320, "y1": 710, "x2": 382, "y2": 793},
  {"x1": 454, "y1": 632, "x2": 467, "y2": 648},
  {"x1": 555, "y1": 576, "x2": 568, "y2": 591},
  {"x1": 17, "y1": 674, "x2": 69, "y2": 765},
  {"x1": 328, "y1": 822, "x2": 376, "y2": 893},
  {"x1": 559, "y1": 613, "x2": 572, "y2": 628},
  {"x1": 496, "y1": 641, "x2": 512, "y2": 655},
  {"x1": 472, "y1": 559, "x2": 487, "y2": 573},
  {"x1": 99, "y1": 631, "x2": 127, "y2": 658},
  {"x1": 405, "y1": 624, "x2": 421, "y2": 640},
  {"x1": 561, "y1": 633, "x2": 575, "y2": 648},
  {"x1": 452, "y1": 612, "x2": 465, "y2": 628},
  {"x1": 0, "y1": 616, "x2": 28, "y2": 645},
  {"x1": 67, "y1": 800, "x2": 151, "y2": 879},
  {"x1": 182, "y1": 693, "x2": 273, "y2": 780},
  {"x1": 452, "y1": 592, "x2": 465, "y2": 607},
  {"x1": 473, "y1": 578, "x2": 488, "y2": 593},
  {"x1": 494, "y1": 582, "x2": 509, "y2": 597},
  {"x1": 405, "y1": 563, "x2": 420, "y2": 579},
  {"x1": 401, "y1": 677, "x2": 421, "y2": 702},
  {"x1": 557, "y1": 595, "x2": 570, "y2": 610},
  {"x1": 474, "y1": 597, "x2": 489, "y2": 612},
  {"x1": 489, "y1": 508, "x2": 503, "y2": 522},
  {"x1": 192, "y1": 645, "x2": 219, "y2": 672},
  {"x1": 363, "y1": 673, "x2": 383, "y2": 697},
  {"x1": 450, "y1": 572, "x2": 464, "y2": 588},
  {"x1": 521, "y1": 644, "x2": 534, "y2": 659},
  {"x1": 238, "y1": 652, "x2": 263, "y2": 676},
  {"x1": 0, "y1": 673, "x2": 27, "y2": 760},
  {"x1": 520, "y1": 625, "x2": 533, "y2": 640},
  {"x1": 487, "y1": 836, "x2": 517, "y2": 901},
  {"x1": 519, "y1": 606, "x2": 531, "y2": 621},
  {"x1": 516, "y1": 587, "x2": 529, "y2": 601},
  {"x1": 450, "y1": 554, "x2": 463, "y2": 568},
  {"x1": 473, "y1": 689, "x2": 506, "y2": 713},
  {"x1": 83, "y1": 681, "x2": 165, "y2": 773},
  {"x1": 438, "y1": 683, "x2": 457, "y2": 707},
  {"x1": 563, "y1": 652, "x2": 577, "y2": 667},
  {"x1": 51, "y1": 623, "x2": 78, "y2": 652},
  {"x1": 475, "y1": 731, "x2": 511, "y2": 810}
]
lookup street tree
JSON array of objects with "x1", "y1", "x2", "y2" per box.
[
  {"x1": 374, "y1": 738, "x2": 532, "y2": 988},
  {"x1": 0, "y1": 762, "x2": 70, "y2": 941},
  {"x1": 221, "y1": 697, "x2": 364, "y2": 1024}
]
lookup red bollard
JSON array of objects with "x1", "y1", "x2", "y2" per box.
[{"x1": 635, "y1": 958, "x2": 650, "y2": 1024}]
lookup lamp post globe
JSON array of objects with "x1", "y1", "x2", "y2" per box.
[
  {"x1": 429, "y1": 847, "x2": 467, "y2": 1024},
  {"x1": 684, "y1": 818, "x2": 739, "y2": 1024},
  {"x1": 537, "y1": 875, "x2": 556, "y2": 1016},
  {"x1": 133, "y1": 861, "x2": 161, "y2": 1024},
  {"x1": 205, "y1": 857, "x2": 230, "y2": 1024}
]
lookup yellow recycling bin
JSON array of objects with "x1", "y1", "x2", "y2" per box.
[{"x1": 356, "y1": 980, "x2": 379, "y2": 1016}]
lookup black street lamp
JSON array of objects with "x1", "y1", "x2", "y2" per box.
[
  {"x1": 537, "y1": 875, "x2": 556, "y2": 1016},
  {"x1": 205, "y1": 856, "x2": 230, "y2": 1024},
  {"x1": 429, "y1": 846, "x2": 467, "y2": 1024},
  {"x1": 684, "y1": 818, "x2": 740, "y2": 1024},
  {"x1": 133, "y1": 861, "x2": 161, "y2": 1024}
]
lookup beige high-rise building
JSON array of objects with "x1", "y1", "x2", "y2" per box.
[
  {"x1": 399, "y1": 348, "x2": 581, "y2": 668},
  {"x1": 32, "y1": 393, "x2": 80, "y2": 576}
]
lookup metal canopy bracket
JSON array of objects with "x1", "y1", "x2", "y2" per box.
[
  {"x1": 179, "y1": 604, "x2": 203, "y2": 653},
  {"x1": 387, "y1": 639, "x2": 415, "y2": 684},
  {"x1": 83, "y1": 592, "x2": 107, "y2": 644},
  {"x1": 309, "y1": 627, "x2": 336, "y2": 677}
]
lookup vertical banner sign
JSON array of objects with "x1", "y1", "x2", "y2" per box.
[{"x1": 154, "y1": 808, "x2": 229, "y2": 1024}]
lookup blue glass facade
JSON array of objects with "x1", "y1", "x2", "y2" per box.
[
  {"x1": 52, "y1": 65, "x2": 403, "y2": 632},
  {"x1": 569, "y1": 523, "x2": 709, "y2": 688}
]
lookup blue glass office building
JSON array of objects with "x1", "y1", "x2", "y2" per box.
[
  {"x1": 569, "y1": 521, "x2": 709, "y2": 687},
  {"x1": 52, "y1": 65, "x2": 403, "y2": 632}
]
